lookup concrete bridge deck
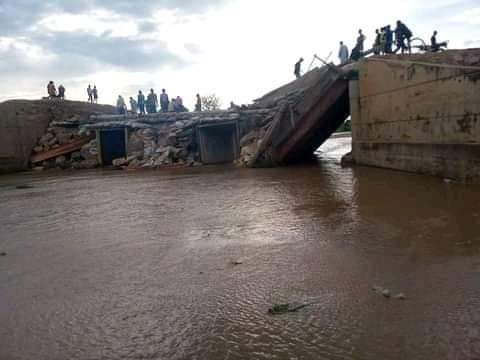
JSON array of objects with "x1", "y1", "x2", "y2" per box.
[{"x1": 247, "y1": 66, "x2": 351, "y2": 166}]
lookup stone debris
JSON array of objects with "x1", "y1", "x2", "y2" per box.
[{"x1": 31, "y1": 123, "x2": 98, "y2": 170}]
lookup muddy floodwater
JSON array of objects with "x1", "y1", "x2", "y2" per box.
[{"x1": 1, "y1": 137, "x2": 480, "y2": 360}]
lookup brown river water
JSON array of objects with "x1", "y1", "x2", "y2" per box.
[{"x1": 0, "y1": 137, "x2": 479, "y2": 360}]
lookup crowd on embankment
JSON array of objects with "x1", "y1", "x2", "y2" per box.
[{"x1": 294, "y1": 20, "x2": 449, "y2": 78}]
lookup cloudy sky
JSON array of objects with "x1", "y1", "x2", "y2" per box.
[{"x1": 1, "y1": 0, "x2": 479, "y2": 109}]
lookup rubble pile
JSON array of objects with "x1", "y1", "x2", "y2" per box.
[
  {"x1": 85, "y1": 109, "x2": 276, "y2": 170},
  {"x1": 31, "y1": 115, "x2": 99, "y2": 170}
]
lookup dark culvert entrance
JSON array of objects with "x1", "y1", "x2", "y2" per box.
[
  {"x1": 98, "y1": 129, "x2": 127, "y2": 166},
  {"x1": 198, "y1": 121, "x2": 239, "y2": 164}
]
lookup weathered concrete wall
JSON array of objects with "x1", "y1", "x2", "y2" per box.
[
  {"x1": 351, "y1": 50, "x2": 480, "y2": 182},
  {"x1": 0, "y1": 99, "x2": 114, "y2": 173}
]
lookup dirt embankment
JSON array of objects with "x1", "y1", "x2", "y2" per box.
[{"x1": 0, "y1": 99, "x2": 114, "y2": 174}]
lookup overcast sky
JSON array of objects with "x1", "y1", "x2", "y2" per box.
[{"x1": 1, "y1": 0, "x2": 479, "y2": 109}]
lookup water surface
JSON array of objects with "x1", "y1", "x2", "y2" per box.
[{"x1": 1, "y1": 138, "x2": 479, "y2": 360}]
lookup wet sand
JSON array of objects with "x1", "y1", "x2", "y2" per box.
[{"x1": 1, "y1": 138, "x2": 479, "y2": 360}]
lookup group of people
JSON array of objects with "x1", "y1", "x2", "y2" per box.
[
  {"x1": 46, "y1": 81, "x2": 66, "y2": 100},
  {"x1": 86, "y1": 85, "x2": 99, "y2": 104},
  {"x1": 338, "y1": 21, "x2": 447, "y2": 65},
  {"x1": 116, "y1": 89, "x2": 203, "y2": 115},
  {"x1": 295, "y1": 20, "x2": 448, "y2": 76}
]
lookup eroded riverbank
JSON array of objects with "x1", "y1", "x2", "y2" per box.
[{"x1": 1, "y1": 138, "x2": 479, "y2": 360}]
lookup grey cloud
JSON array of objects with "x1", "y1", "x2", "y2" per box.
[
  {"x1": 0, "y1": 0, "x2": 229, "y2": 35},
  {"x1": 31, "y1": 32, "x2": 185, "y2": 70}
]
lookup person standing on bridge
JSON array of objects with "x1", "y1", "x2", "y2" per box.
[
  {"x1": 394, "y1": 20, "x2": 413, "y2": 54},
  {"x1": 47, "y1": 81, "x2": 57, "y2": 99},
  {"x1": 146, "y1": 88, "x2": 158, "y2": 114},
  {"x1": 138, "y1": 90, "x2": 146, "y2": 115},
  {"x1": 357, "y1": 29, "x2": 366, "y2": 53},
  {"x1": 294, "y1": 58, "x2": 304, "y2": 79},
  {"x1": 87, "y1": 85, "x2": 93, "y2": 103},
  {"x1": 58, "y1": 84, "x2": 65, "y2": 100},
  {"x1": 116, "y1": 95, "x2": 127, "y2": 115},
  {"x1": 195, "y1": 94, "x2": 202, "y2": 112},
  {"x1": 129, "y1": 97, "x2": 138, "y2": 114},
  {"x1": 338, "y1": 41, "x2": 349, "y2": 65},
  {"x1": 93, "y1": 85, "x2": 98, "y2": 104},
  {"x1": 373, "y1": 29, "x2": 382, "y2": 55},
  {"x1": 160, "y1": 89, "x2": 169, "y2": 113},
  {"x1": 385, "y1": 25, "x2": 394, "y2": 54}
]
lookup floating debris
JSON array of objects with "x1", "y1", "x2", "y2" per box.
[
  {"x1": 373, "y1": 285, "x2": 406, "y2": 300},
  {"x1": 0, "y1": 252, "x2": 7, "y2": 257},
  {"x1": 268, "y1": 303, "x2": 312, "y2": 315},
  {"x1": 231, "y1": 260, "x2": 244, "y2": 266},
  {"x1": 382, "y1": 289, "x2": 391, "y2": 298},
  {"x1": 15, "y1": 184, "x2": 33, "y2": 190}
]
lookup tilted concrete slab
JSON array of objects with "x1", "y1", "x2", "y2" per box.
[{"x1": 248, "y1": 66, "x2": 351, "y2": 166}]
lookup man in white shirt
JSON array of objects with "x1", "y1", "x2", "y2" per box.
[{"x1": 338, "y1": 41, "x2": 349, "y2": 65}]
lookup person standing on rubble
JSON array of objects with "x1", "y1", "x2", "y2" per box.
[
  {"x1": 146, "y1": 88, "x2": 158, "y2": 114},
  {"x1": 116, "y1": 95, "x2": 127, "y2": 115},
  {"x1": 168, "y1": 98, "x2": 175, "y2": 112},
  {"x1": 87, "y1": 85, "x2": 93, "y2": 103},
  {"x1": 138, "y1": 90, "x2": 146, "y2": 115},
  {"x1": 93, "y1": 85, "x2": 98, "y2": 103},
  {"x1": 47, "y1": 81, "x2": 57, "y2": 98},
  {"x1": 195, "y1": 94, "x2": 202, "y2": 112},
  {"x1": 160, "y1": 89, "x2": 169, "y2": 113},
  {"x1": 174, "y1": 96, "x2": 184, "y2": 112},
  {"x1": 129, "y1": 97, "x2": 138, "y2": 114},
  {"x1": 294, "y1": 58, "x2": 304, "y2": 79},
  {"x1": 338, "y1": 41, "x2": 349, "y2": 65},
  {"x1": 58, "y1": 84, "x2": 65, "y2": 100}
]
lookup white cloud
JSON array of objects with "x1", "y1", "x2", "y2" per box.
[
  {"x1": 0, "y1": 0, "x2": 478, "y2": 108},
  {"x1": 450, "y1": 7, "x2": 480, "y2": 25},
  {"x1": 36, "y1": 9, "x2": 139, "y2": 37}
]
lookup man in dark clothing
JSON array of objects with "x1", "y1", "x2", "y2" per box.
[
  {"x1": 138, "y1": 90, "x2": 146, "y2": 115},
  {"x1": 195, "y1": 94, "x2": 202, "y2": 112},
  {"x1": 146, "y1": 89, "x2": 158, "y2": 114},
  {"x1": 431, "y1": 31, "x2": 448, "y2": 52},
  {"x1": 294, "y1": 58, "x2": 304, "y2": 79},
  {"x1": 374, "y1": 29, "x2": 381, "y2": 55},
  {"x1": 385, "y1": 25, "x2": 394, "y2": 54},
  {"x1": 394, "y1": 20, "x2": 413, "y2": 54},
  {"x1": 58, "y1": 84, "x2": 65, "y2": 99},
  {"x1": 160, "y1": 89, "x2": 169, "y2": 113}
]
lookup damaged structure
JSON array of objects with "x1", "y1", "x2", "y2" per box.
[
  {"x1": 1, "y1": 49, "x2": 479, "y2": 182},
  {"x1": 349, "y1": 49, "x2": 480, "y2": 182},
  {"x1": 71, "y1": 65, "x2": 351, "y2": 170}
]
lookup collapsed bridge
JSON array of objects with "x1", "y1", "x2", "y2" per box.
[
  {"x1": 81, "y1": 64, "x2": 352, "y2": 169},
  {"x1": 241, "y1": 65, "x2": 351, "y2": 166}
]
